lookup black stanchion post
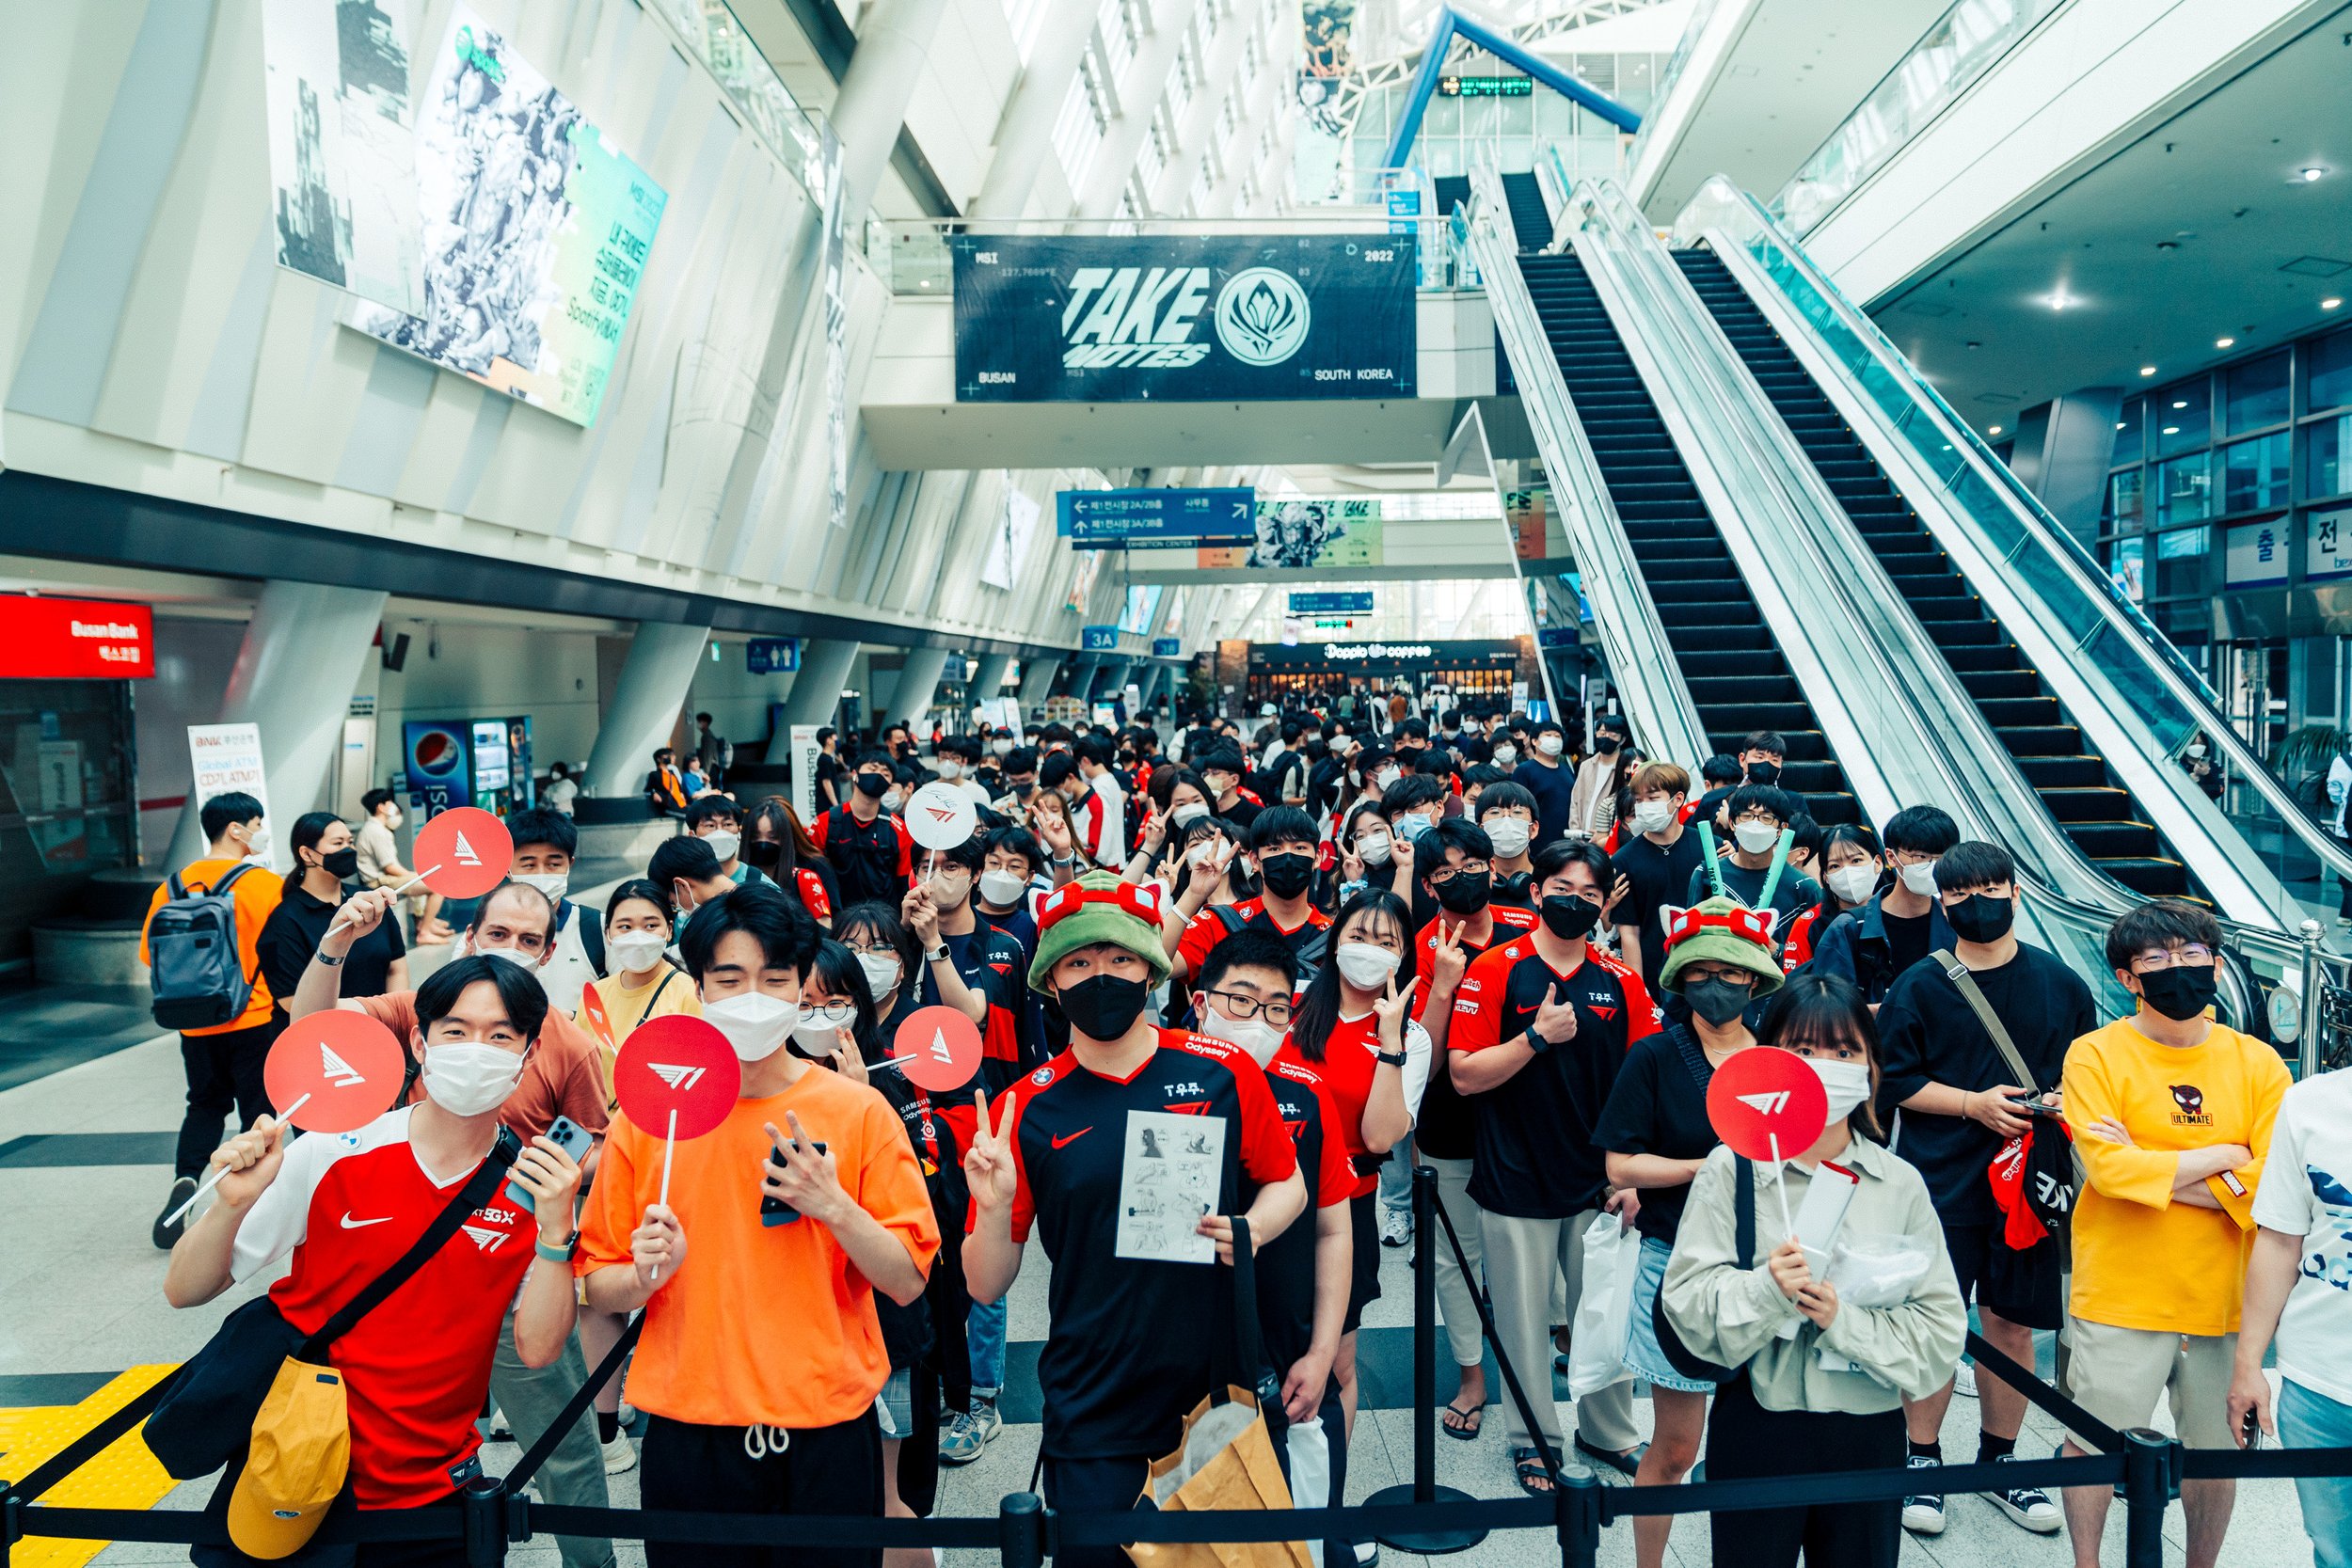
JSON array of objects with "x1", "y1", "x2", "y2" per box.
[
  {"x1": 2121, "y1": 1429, "x2": 2175, "y2": 1568},
  {"x1": 1553, "y1": 1470, "x2": 1602, "y2": 1568},
  {"x1": 4, "y1": 1485, "x2": 20, "y2": 1568},
  {"x1": 999, "y1": 1491, "x2": 1047, "y2": 1568},
  {"x1": 461, "y1": 1475, "x2": 509, "y2": 1568},
  {"x1": 1368, "y1": 1165, "x2": 1486, "y2": 1554}
]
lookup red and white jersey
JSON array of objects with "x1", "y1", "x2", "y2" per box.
[{"x1": 231, "y1": 1108, "x2": 536, "y2": 1506}]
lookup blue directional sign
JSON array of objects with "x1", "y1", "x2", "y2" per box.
[
  {"x1": 1057, "y1": 487, "x2": 1255, "y2": 548},
  {"x1": 1152, "y1": 637, "x2": 1182, "y2": 657},
  {"x1": 746, "y1": 637, "x2": 800, "y2": 673},
  {"x1": 1081, "y1": 626, "x2": 1120, "y2": 652},
  {"x1": 1535, "y1": 626, "x2": 1578, "y2": 650},
  {"x1": 1288, "y1": 591, "x2": 1375, "y2": 614}
]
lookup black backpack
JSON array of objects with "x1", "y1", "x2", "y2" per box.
[{"x1": 148, "y1": 864, "x2": 264, "y2": 1031}]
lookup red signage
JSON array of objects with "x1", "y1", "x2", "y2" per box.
[{"x1": 0, "y1": 597, "x2": 154, "y2": 679}]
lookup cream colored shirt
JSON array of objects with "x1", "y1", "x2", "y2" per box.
[{"x1": 1661, "y1": 1136, "x2": 1965, "y2": 1415}]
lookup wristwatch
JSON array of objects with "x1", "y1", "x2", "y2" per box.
[
  {"x1": 1522, "y1": 1025, "x2": 1555, "y2": 1056},
  {"x1": 316, "y1": 951, "x2": 345, "y2": 968},
  {"x1": 1373, "y1": 1048, "x2": 1407, "y2": 1068},
  {"x1": 925, "y1": 943, "x2": 950, "y2": 965},
  {"x1": 535, "y1": 1228, "x2": 580, "y2": 1264}
]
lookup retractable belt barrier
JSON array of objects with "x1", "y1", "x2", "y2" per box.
[{"x1": 11, "y1": 1167, "x2": 2352, "y2": 1568}]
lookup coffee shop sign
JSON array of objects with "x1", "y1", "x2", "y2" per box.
[{"x1": 1323, "y1": 641, "x2": 1433, "y2": 659}]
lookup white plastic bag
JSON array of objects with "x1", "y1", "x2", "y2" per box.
[
  {"x1": 1565, "y1": 1212, "x2": 1638, "y2": 1398},
  {"x1": 1285, "y1": 1417, "x2": 1332, "y2": 1568}
]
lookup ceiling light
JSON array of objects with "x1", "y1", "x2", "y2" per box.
[
  {"x1": 1988, "y1": 425, "x2": 2004, "y2": 436},
  {"x1": 2163, "y1": 426, "x2": 2181, "y2": 436},
  {"x1": 2216, "y1": 336, "x2": 2235, "y2": 348},
  {"x1": 2171, "y1": 400, "x2": 2188, "y2": 409},
  {"x1": 2302, "y1": 166, "x2": 2328, "y2": 182},
  {"x1": 2139, "y1": 365, "x2": 2157, "y2": 376},
  {"x1": 2326, "y1": 297, "x2": 2344, "y2": 310},
  {"x1": 2116, "y1": 420, "x2": 2128, "y2": 430}
]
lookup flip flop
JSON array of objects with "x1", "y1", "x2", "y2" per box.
[{"x1": 1439, "y1": 1399, "x2": 1482, "y2": 1440}]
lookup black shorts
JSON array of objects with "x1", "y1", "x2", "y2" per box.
[
  {"x1": 1944, "y1": 1221, "x2": 2063, "y2": 1332},
  {"x1": 1344, "y1": 1191, "x2": 1383, "y2": 1335}
]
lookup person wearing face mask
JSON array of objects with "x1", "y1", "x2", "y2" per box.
[
  {"x1": 144, "y1": 791, "x2": 288, "y2": 1250},
  {"x1": 1476, "y1": 783, "x2": 1542, "y2": 910},
  {"x1": 1661, "y1": 974, "x2": 1967, "y2": 1568},
  {"x1": 644, "y1": 747, "x2": 690, "y2": 816},
  {"x1": 1608, "y1": 762, "x2": 1705, "y2": 987},
  {"x1": 1783, "y1": 824, "x2": 1886, "y2": 974},
  {"x1": 811, "y1": 750, "x2": 917, "y2": 909},
  {"x1": 1168, "y1": 808, "x2": 1334, "y2": 988},
  {"x1": 1380, "y1": 775, "x2": 1451, "y2": 933},
  {"x1": 1191, "y1": 931, "x2": 1357, "y2": 1568},
  {"x1": 1870, "y1": 843, "x2": 2091, "y2": 1538},
  {"x1": 580, "y1": 889, "x2": 938, "y2": 1568},
  {"x1": 577, "y1": 881, "x2": 701, "y2": 1097},
  {"x1": 164, "y1": 958, "x2": 589, "y2": 1562},
  {"x1": 932, "y1": 736, "x2": 993, "y2": 806},
  {"x1": 912, "y1": 833, "x2": 1033, "y2": 1122},
  {"x1": 961, "y1": 873, "x2": 1305, "y2": 1568},
  {"x1": 974, "y1": 826, "x2": 1048, "y2": 952},
  {"x1": 498, "y1": 809, "x2": 604, "y2": 1017},
  {"x1": 1450, "y1": 840, "x2": 1654, "y2": 1493},
  {"x1": 1569, "y1": 713, "x2": 1631, "y2": 840},
  {"x1": 1196, "y1": 744, "x2": 1263, "y2": 831},
  {"x1": 646, "y1": 834, "x2": 739, "y2": 957},
  {"x1": 1595, "y1": 897, "x2": 1782, "y2": 1568},
  {"x1": 1735, "y1": 729, "x2": 1788, "y2": 790},
  {"x1": 1681, "y1": 784, "x2": 1820, "y2": 965},
  {"x1": 1511, "y1": 720, "x2": 1579, "y2": 852},
  {"x1": 834, "y1": 902, "x2": 992, "y2": 1062},
  {"x1": 2055, "y1": 899, "x2": 2286, "y2": 1568},
  {"x1": 990, "y1": 745, "x2": 1043, "y2": 816},
  {"x1": 685, "y1": 797, "x2": 772, "y2": 891},
  {"x1": 259, "y1": 812, "x2": 409, "y2": 1020},
  {"x1": 1806, "y1": 805, "x2": 1958, "y2": 1005},
  {"x1": 1127, "y1": 767, "x2": 1216, "y2": 880},
  {"x1": 1337, "y1": 800, "x2": 1400, "y2": 906},
  {"x1": 745, "y1": 797, "x2": 842, "y2": 930},
  {"x1": 356, "y1": 786, "x2": 450, "y2": 943},
  {"x1": 1689, "y1": 753, "x2": 1745, "y2": 835}
]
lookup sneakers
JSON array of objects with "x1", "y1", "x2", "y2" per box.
[
  {"x1": 1900, "y1": 1454, "x2": 1946, "y2": 1535},
  {"x1": 1953, "y1": 1363, "x2": 1977, "y2": 1399},
  {"x1": 1379, "y1": 1210, "x2": 1409, "y2": 1247},
  {"x1": 154, "y1": 1178, "x2": 196, "y2": 1250},
  {"x1": 601, "y1": 1434, "x2": 636, "y2": 1475},
  {"x1": 1991, "y1": 1454, "x2": 2061, "y2": 1533},
  {"x1": 939, "y1": 1397, "x2": 1002, "y2": 1465}
]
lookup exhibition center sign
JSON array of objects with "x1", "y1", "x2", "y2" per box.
[{"x1": 951, "y1": 234, "x2": 1416, "y2": 402}]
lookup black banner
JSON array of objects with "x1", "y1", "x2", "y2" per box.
[{"x1": 951, "y1": 234, "x2": 1417, "y2": 403}]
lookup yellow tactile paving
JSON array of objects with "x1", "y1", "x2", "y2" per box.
[{"x1": 0, "y1": 1366, "x2": 183, "y2": 1568}]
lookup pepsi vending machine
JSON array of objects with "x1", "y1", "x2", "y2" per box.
[{"x1": 401, "y1": 718, "x2": 534, "y2": 820}]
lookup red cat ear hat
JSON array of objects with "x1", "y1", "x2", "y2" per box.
[{"x1": 1656, "y1": 897, "x2": 1784, "y2": 997}]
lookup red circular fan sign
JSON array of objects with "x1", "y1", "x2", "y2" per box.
[
  {"x1": 1706, "y1": 1047, "x2": 1829, "y2": 1163},
  {"x1": 410, "y1": 807, "x2": 513, "y2": 900},
  {"x1": 890, "y1": 1005, "x2": 983, "y2": 1094},
  {"x1": 613, "y1": 1015, "x2": 741, "y2": 1139},
  {"x1": 264, "y1": 1011, "x2": 408, "y2": 1133}
]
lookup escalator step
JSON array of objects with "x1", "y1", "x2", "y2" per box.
[
  {"x1": 1999, "y1": 725, "x2": 2092, "y2": 757},
  {"x1": 2014, "y1": 755, "x2": 2112, "y2": 788},
  {"x1": 2095, "y1": 858, "x2": 2192, "y2": 896},
  {"x1": 1978, "y1": 697, "x2": 2064, "y2": 727},
  {"x1": 2039, "y1": 785, "x2": 2137, "y2": 822}
]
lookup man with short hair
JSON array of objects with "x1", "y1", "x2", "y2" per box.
[
  {"x1": 1511, "y1": 720, "x2": 1578, "y2": 851},
  {"x1": 502, "y1": 807, "x2": 604, "y2": 1016},
  {"x1": 2059, "y1": 898, "x2": 2289, "y2": 1568},
  {"x1": 992, "y1": 746, "x2": 1041, "y2": 815},
  {"x1": 684, "y1": 796, "x2": 772, "y2": 890},
  {"x1": 1170, "y1": 806, "x2": 1334, "y2": 987},
  {"x1": 1569, "y1": 713, "x2": 1629, "y2": 838},
  {"x1": 1690, "y1": 754, "x2": 1744, "y2": 831},
  {"x1": 1876, "y1": 841, "x2": 2092, "y2": 1538},
  {"x1": 355, "y1": 787, "x2": 450, "y2": 942},
  {"x1": 1199, "y1": 745, "x2": 1263, "y2": 831},
  {"x1": 1681, "y1": 784, "x2": 1818, "y2": 958},
  {"x1": 811, "y1": 750, "x2": 915, "y2": 908},
  {"x1": 814, "y1": 726, "x2": 846, "y2": 812},
  {"x1": 645, "y1": 748, "x2": 689, "y2": 815},
  {"x1": 1737, "y1": 729, "x2": 1788, "y2": 786},
  {"x1": 1810, "y1": 804, "x2": 1960, "y2": 1002},
  {"x1": 648, "y1": 835, "x2": 738, "y2": 942},
  {"x1": 1609, "y1": 761, "x2": 1703, "y2": 985},
  {"x1": 1475, "y1": 782, "x2": 1541, "y2": 909},
  {"x1": 934, "y1": 736, "x2": 993, "y2": 805},
  {"x1": 693, "y1": 712, "x2": 731, "y2": 790}
]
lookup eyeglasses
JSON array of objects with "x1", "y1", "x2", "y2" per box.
[
  {"x1": 2130, "y1": 943, "x2": 2214, "y2": 972},
  {"x1": 1732, "y1": 810, "x2": 1779, "y2": 826},
  {"x1": 1428, "y1": 860, "x2": 1490, "y2": 885},
  {"x1": 1206, "y1": 990, "x2": 1295, "y2": 1027}
]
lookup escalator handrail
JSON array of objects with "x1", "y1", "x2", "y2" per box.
[
  {"x1": 1677, "y1": 175, "x2": 2352, "y2": 908},
  {"x1": 1461, "y1": 168, "x2": 1714, "y2": 769}
]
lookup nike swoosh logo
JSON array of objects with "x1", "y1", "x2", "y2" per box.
[
  {"x1": 341, "y1": 1213, "x2": 392, "y2": 1229},
  {"x1": 1051, "y1": 1128, "x2": 1092, "y2": 1148}
]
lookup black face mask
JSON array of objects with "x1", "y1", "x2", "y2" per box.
[
  {"x1": 1539, "y1": 895, "x2": 1601, "y2": 940},
  {"x1": 744, "y1": 837, "x2": 784, "y2": 870},
  {"x1": 1259, "y1": 851, "x2": 1316, "y2": 900},
  {"x1": 1946, "y1": 893, "x2": 2013, "y2": 944},
  {"x1": 321, "y1": 847, "x2": 361, "y2": 880},
  {"x1": 1057, "y1": 974, "x2": 1152, "y2": 1039},
  {"x1": 1745, "y1": 761, "x2": 1781, "y2": 785},
  {"x1": 1433, "y1": 870, "x2": 1492, "y2": 915},
  {"x1": 2136, "y1": 963, "x2": 2217, "y2": 1022},
  {"x1": 1595, "y1": 736, "x2": 1621, "y2": 755},
  {"x1": 1682, "y1": 976, "x2": 1755, "y2": 1027},
  {"x1": 853, "y1": 773, "x2": 889, "y2": 799}
]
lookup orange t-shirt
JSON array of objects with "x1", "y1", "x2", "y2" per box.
[
  {"x1": 577, "y1": 1067, "x2": 941, "y2": 1429},
  {"x1": 142, "y1": 857, "x2": 283, "y2": 1034}
]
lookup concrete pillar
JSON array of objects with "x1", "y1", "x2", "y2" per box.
[
  {"x1": 782, "y1": 638, "x2": 861, "y2": 729},
  {"x1": 968, "y1": 652, "x2": 1015, "y2": 705},
  {"x1": 1134, "y1": 665, "x2": 1165, "y2": 712},
  {"x1": 886, "y1": 645, "x2": 953, "y2": 728},
  {"x1": 831, "y1": 0, "x2": 954, "y2": 224},
  {"x1": 969, "y1": 0, "x2": 1100, "y2": 219},
  {"x1": 1019, "y1": 656, "x2": 1063, "y2": 710},
  {"x1": 582, "y1": 622, "x2": 710, "y2": 801},
  {"x1": 1064, "y1": 653, "x2": 1101, "y2": 701},
  {"x1": 167, "y1": 581, "x2": 389, "y2": 870},
  {"x1": 2010, "y1": 389, "x2": 2123, "y2": 552},
  {"x1": 1095, "y1": 658, "x2": 1134, "y2": 701}
]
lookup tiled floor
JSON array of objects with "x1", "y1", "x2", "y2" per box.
[{"x1": 0, "y1": 1032, "x2": 2316, "y2": 1567}]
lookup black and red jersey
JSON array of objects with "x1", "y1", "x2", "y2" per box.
[
  {"x1": 810, "y1": 806, "x2": 913, "y2": 909},
  {"x1": 1409, "y1": 906, "x2": 1540, "y2": 1161},
  {"x1": 1259, "y1": 1058, "x2": 1354, "y2": 1371},
  {"x1": 1449, "y1": 940, "x2": 1659, "y2": 1219},
  {"x1": 990, "y1": 1029, "x2": 1297, "y2": 1459},
  {"x1": 1176, "y1": 895, "x2": 1332, "y2": 984}
]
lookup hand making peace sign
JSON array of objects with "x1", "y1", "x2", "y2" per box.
[{"x1": 963, "y1": 1089, "x2": 1020, "y2": 1213}]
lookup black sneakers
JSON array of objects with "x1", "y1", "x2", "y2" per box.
[{"x1": 153, "y1": 1177, "x2": 196, "y2": 1250}]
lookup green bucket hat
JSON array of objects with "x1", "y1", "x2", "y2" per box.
[
  {"x1": 1656, "y1": 895, "x2": 1786, "y2": 997},
  {"x1": 1026, "y1": 870, "x2": 1174, "y2": 991}
]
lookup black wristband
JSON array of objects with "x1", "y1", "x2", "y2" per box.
[{"x1": 1522, "y1": 1025, "x2": 1553, "y2": 1055}]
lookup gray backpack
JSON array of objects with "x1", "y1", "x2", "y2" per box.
[{"x1": 149, "y1": 863, "x2": 263, "y2": 1031}]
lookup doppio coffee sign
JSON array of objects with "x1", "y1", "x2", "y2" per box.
[{"x1": 0, "y1": 597, "x2": 153, "y2": 678}]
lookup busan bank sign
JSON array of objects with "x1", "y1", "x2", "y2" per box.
[{"x1": 1323, "y1": 641, "x2": 1432, "y2": 660}]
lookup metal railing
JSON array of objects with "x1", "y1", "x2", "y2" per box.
[
  {"x1": 644, "y1": 0, "x2": 825, "y2": 187},
  {"x1": 867, "y1": 213, "x2": 1482, "y2": 295}
]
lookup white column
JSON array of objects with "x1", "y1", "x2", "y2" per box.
[
  {"x1": 970, "y1": 0, "x2": 1101, "y2": 218},
  {"x1": 582, "y1": 622, "x2": 710, "y2": 800},
  {"x1": 886, "y1": 645, "x2": 954, "y2": 727},
  {"x1": 831, "y1": 0, "x2": 955, "y2": 223},
  {"x1": 969, "y1": 652, "x2": 1015, "y2": 705},
  {"x1": 783, "y1": 639, "x2": 862, "y2": 728},
  {"x1": 1019, "y1": 656, "x2": 1064, "y2": 709},
  {"x1": 166, "y1": 581, "x2": 389, "y2": 869}
]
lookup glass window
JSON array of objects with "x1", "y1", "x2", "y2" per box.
[
  {"x1": 2313, "y1": 413, "x2": 2352, "y2": 500},
  {"x1": 2107, "y1": 468, "x2": 2143, "y2": 530},
  {"x1": 2312, "y1": 329, "x2": 2352, "y2": 413},
  {"x1": 2153, "y1": 452, "x2": 2209, "y2": 524},
  {"x1": 2154, "y1": 379, "x2": 2210, "y2": 455},
  {"x1": 2225, "y1": 352, "x2": 2290, "y2": 433},
  {"x1": 2105, "y1": 534, "x2": 2144, "y2": 601},
  {"x1": 2153, "y1": 525, "x2": 2210, "y2": 597},
  {"x1": 2111, "y1": 399, "x2": 2143, "y2": 466},
  {"x1": 2220, "y1": 432, "x2": 2290, "y2": 513}
]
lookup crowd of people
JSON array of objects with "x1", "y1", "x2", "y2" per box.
[{"x1": 140, "y1": 697, "x2": 2345, "y2": 1568}]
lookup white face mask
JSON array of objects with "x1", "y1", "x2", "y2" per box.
[
  {"x1": 1171, "y1": 801, "x2": 1209, "y2": 827},
  {"x1": 793, "y1": 1003, "x2": 856, "y2": 1053},
  {"x1": 1898, "y1": 860, "x2": 1941, "y2": 897},
  {"x1": 1202, "y1": 1005, "x2": 1283, "y2": 1067},
  {"x1": 1732, "y1": 821, "x2": 1781, "y2": 856},
  {"x1": 607, "y1": 930, "x2": 669, "y2": 974},
  {"x1": 1355, "y1": 829, "x2": 1392, "y2": 865},
  {"x1": 242, "y1": 824, "x2": 273, "y2": 860},
  {"x1": 881, "y1": 789, "x2": 904, "y2": 813},
  {"x1": 420, "y1": 1040, "x2": 526, "y2": 1117},
  {"x1": 978, "y1": 868, "x2": 1027, "y2": 907},
  {"x1": 1492, "y1": 745, "x2": 1518, "y2": 767},
  {"x1": 1807, "y1": 1056, "x2": 1873, "y2": 1125},
  {"x1": 1824, "y1": 863, "x2": 1880, "y2": 906},
  {"x1": 383, "y1": 808, "x2": 404, "y2": 830},
  {"x1": 1536, "y1": 734, "x2": 1565, "y2": 758},
  {"x1": 1334, "y1": 942, "x2": 1402, "y2": 990},
  {"x1": 1484, "y1": 816, "x2": 1532, "y2": 857},
  {"x1": 513, "y1": 871, "x2": 569, "y2": 902},
  {"x1": 471, "y1": 942, "x2": 545, "y2": 972},
  {"x1": 1374, "y1": 768, "x2": 1401, "y2": 790},
  {"x1": 936, "y1": 760, "x2": 963, "y2": 781},
  {"x1": 1629, "y1": 799, "x2": 1675, "y2": 836},
  {"x1": 701, "y1": 829, "x2": 741, "y2": 863},
  {"x1": 858, "y1": 951, "x2": 904, "y2": 997},
  {"x1": 1185, "y1": 842, "x2": 1216, "y2": 866},
  {"x1": 993, "y1": 738, "x2": 1014, "y2": 757},
  {"x1": 704, "y1": 990, "x2": 795, "y2": 1062}
]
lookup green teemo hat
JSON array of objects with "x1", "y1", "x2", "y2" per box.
[
  {"x1": 1026, "y1": 870, "x2": 1174, "y2": 990},
  {"x1": 1656, "y1": 896, "x2": 1785, "y2": 997}
]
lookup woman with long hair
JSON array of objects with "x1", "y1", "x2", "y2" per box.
[
  {"x1": 745, "y1": 795, "x2": 841, "y2": 927},
  {"x1": 1336, "y1": 800, "x2": 1410, "y2": 905},
  {"x1": 258, "y1": 811, "x2": 408, "y2": 1007},
  {"x1": 1784, "y1": 823, "x2": 1885, "y2": 974}
]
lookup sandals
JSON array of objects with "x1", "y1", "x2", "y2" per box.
[
  {"x1": 1439, "y1": 1399, "x2": 1482, "y2": 1440},
  {"x1": 1512, "y1": 1445, "x2": 1561, "y2": 1496}
]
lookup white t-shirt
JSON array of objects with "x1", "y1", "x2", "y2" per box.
[
  {"x1": 535, "y1": 904, "x2": 600, "y2": 1018},
  {"x1": 2249, "y1": 1069, "x2": 2352, "y2": 1404},
  {"x1": 543, "y1": 778, "x2": 580, "y2": 816},
  {"x1": 949, "y1": 777, "x2": 994, "y2": 806}
]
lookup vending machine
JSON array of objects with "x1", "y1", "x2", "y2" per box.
[{"x1": 400, "y1": 717, "x2": 534, "y2": 820}]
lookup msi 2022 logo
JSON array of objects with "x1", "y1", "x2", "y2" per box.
[{"x1": 1214, "y1": 267, "x2": 1312, "y2": 366}]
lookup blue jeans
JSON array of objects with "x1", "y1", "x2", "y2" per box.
[
  {"x1": 968, "y1": 1293, "x2": 1007, "y2": 1396},
  {"x1": 2280, "y1": 1380, "x2": 2352, "y2": 1568}
]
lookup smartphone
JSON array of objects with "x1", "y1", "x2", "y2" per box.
[
  {"x1": 2242, "y1": 1408, "x2": 2264, "y2": 1450},
  {"x1": 760, "y1": 1140, "x2": 828, "y2": 1227},
  {"x1": 2006, "y1": 1097, "x2": 2064, "y2": 1118},
  {"x1": 505, "y1": 1116, "x2": 592, "y2": 1214}
]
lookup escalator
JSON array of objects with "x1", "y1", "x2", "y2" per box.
[
  {"x1": 1433, "y1": 175, "x2": 1470, "y2": 223},
  {"x1": 1520, "y1": 251, "x2": 1859, "y2": 825},
  {"x1": 1675, "y1": 250, "x2": 2193, "y2": 898},
  {"x1": 1499, "y1": 171, "x2": 1550, "y2": 249}
]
